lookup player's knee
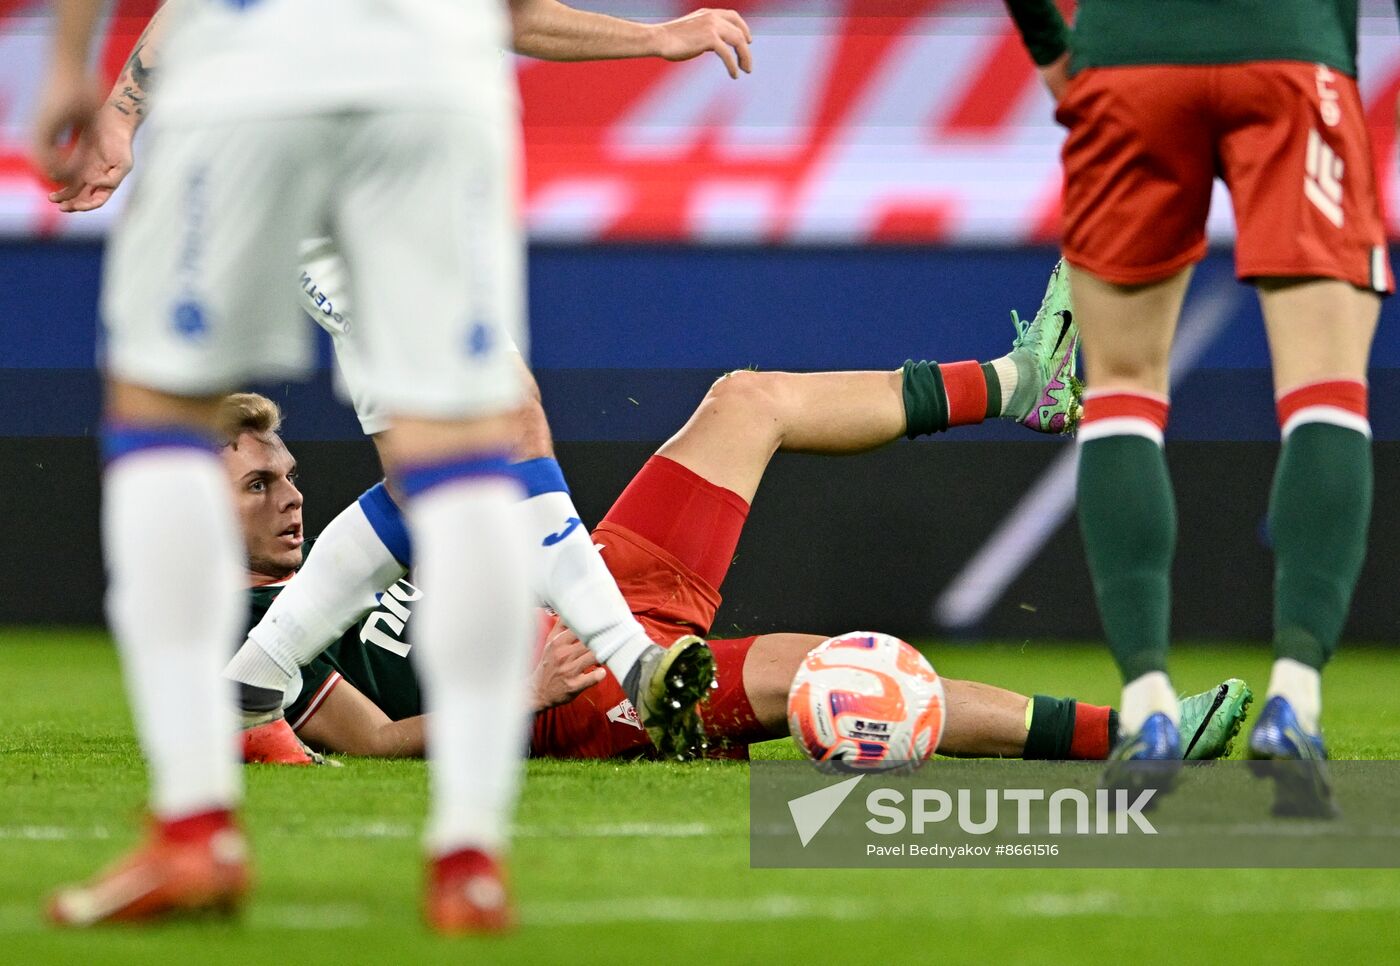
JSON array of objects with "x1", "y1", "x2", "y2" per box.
[{"x1": 706, "y1": 369, "x2": 791, "y2": 424}]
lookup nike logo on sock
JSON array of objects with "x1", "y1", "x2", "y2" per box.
[{"x1": 542, "y1": 517, "x2": 584, "y2": 547}]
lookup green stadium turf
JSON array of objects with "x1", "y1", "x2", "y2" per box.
[{"x1": 3, "y1": 630, "x2": 1398, "y2": 964}]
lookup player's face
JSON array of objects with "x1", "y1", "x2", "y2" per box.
[{"x1": 222, "y1": 431, "x2": 304, "y2": 579}]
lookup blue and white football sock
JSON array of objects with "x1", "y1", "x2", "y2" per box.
[
  {"x1": 516, "y1": 457, "x2": 654, "y2": 679},
  {"x1": 399, "y1": 454, "x2": 532, "y2": 854},
  {"x1": 103, "y1": 426, "x2": 244, "y2": 818},
  {"x1": 223, "y1": 482, "x2": 409, "y2": 710}
]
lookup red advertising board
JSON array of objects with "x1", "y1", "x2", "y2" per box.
[{"x1": 4, "y1": 0, "x2": 1400, "y2": 242}]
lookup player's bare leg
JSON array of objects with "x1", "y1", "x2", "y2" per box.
[
  {"x1": 658, "y1": 263, "x2": 1081, "y2": 502},
  {"x1": 1070, "y1": 266, "x2": 1192, "y2": 784},
  {"x1": 50, "y1": 383, "x2": 248, "y2": 925},
  {"x1": 720, "y1": 632, "x2": 1245, "y2": 760},
  {"x1": 1247, "y1": 278, "x2": 1379, "y2": 815}
]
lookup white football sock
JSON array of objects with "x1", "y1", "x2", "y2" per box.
[
  {"x1": 1266, "y1": 658, "x2": 1322, "y2": 733},
  {"x1": 409, "y1": 476, "x2": 533, "y2": 855},
  {"x1": 224, "y1": 495, "x2": 406, "y2": 692},
  {"x1": 519, "y1": 488, "x2": 653, "y2": 678},
  {"x1": 104, "y1": 447, "x2": 244, "y2": 818},
  {"x1": 1118, "y1": 670, "x2": 1179, "y2": 734},
  {"x1": 990, "y1": 354, "x2": 1020, "y2": 413}
]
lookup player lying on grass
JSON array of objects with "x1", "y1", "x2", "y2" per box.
[
  {"x1": 50, "y1": 0, "x2": 756, "y2": 769},
  {"x1": 220, "y1": 268, "x2": 1251, "y2": 764}
]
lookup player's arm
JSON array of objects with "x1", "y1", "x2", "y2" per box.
[
  {"x1": 1001, "y1": 0, "x2": 1070, "y2": 100},
  {"x1": 30, "y1": 0, "x2": 105, "y2": 185},
  {"x1": 47, "y1": 1, "x2": 172, "y2": 212},
  {"x1": 296, "y1": 680, "x2": 427, "y2": 758},
  {"x1": 297, "y1": 634, "x2": 603, "y2": 757},
  {"x1": 508, "y1": 1, "x2": 752, "y2": 78}
]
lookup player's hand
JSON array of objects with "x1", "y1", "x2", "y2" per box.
[
  {"x1": 48, "y1": 103, "x2": 138, "y2": 212},
  {"x1": 30, "y1": 58, "x2": 104, "y2": 191},
  {"x1": 1038, "y1": 51, "x2": 1069, "y2": 103},
  {"x1": 532, "y1": 626, "x2": 607, "y2": 711},
  {"x1": 651, "y1": 8, "x2": 753, "y2": 79}
]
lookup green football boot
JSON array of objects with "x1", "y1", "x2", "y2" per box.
[
  {"x1": 624, "y1": 635, "x2": 716, "y2": 761},
  {"x1": 1005, "y1": 258, "x2": 1082, "y2": 434},
  {"x1": 1178, "y1": 678, "x2": 1253, "y2": 760}
]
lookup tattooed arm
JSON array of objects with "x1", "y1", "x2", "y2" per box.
[
  {"x1": 47, "y1": 2, "x2": 171, "y2": 213},
  {"x1": 109, "y1": 10, "x2": 164, "y2": 121}
]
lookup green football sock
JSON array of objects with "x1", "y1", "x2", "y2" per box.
[
  {"x1": 1077, "y1": 435, "x2": 1176, "y2": 684},
  {"x1": 1270, "y1": 423, "x2": 1372, "y2": 670}
]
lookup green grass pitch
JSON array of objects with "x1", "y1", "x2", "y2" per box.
[{"x1": 3, "y1": 629, "x2": 1398, "y2": 964}]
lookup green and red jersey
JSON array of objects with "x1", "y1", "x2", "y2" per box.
[
  {"x1": 1005, "y1": 1, "x2": 1396, "y2": 77},
  {"x1": 248, "y1": 541, "x2": 424, "y2": 729}
]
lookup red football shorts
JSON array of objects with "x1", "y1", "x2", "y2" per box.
[
  {"x1": 530, "y1": 456, "x2": 764, "y2": 759},
  {"x1": 1057, "y1": 61, "x2": 1393, "y2": 291}
]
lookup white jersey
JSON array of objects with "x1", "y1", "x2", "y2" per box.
[{"x1": 153, "y1": 0, "x2": 515, "y2": 122}]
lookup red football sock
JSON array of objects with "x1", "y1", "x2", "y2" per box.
[
  {"x1": 158, "y1": 808, "x2": 235, "y2": 844},
  {"x1": 939, "y1": 360, "x2": 990, "y2": 427},
  {"x1": 700, "y1": 637, "x2": 771, "y2": 759},
  {"x1": 432, "y1": 846, "x2": 498, "y2": 883},
  {"x1": 1068, "y1": 703, "x2": 1115, "y2": 760}
]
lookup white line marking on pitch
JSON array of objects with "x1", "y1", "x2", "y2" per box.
[
  {"x1": 0, "y1": 821, "x2": 722, "y2": 843},
  {"x1": 0, "y1": 826, "x2": 111, "y2": 841},
  {"x1": 3, "y1": 889, "x2": 1400, "y2": 933}
]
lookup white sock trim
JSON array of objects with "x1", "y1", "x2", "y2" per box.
[
  {"x1": 990, "y1": 355, "x2": 1019, "y2": 412},
  {"x1": 1077, "y1": 417, "x2": 1164, "y2": 447},
  {"x1": 1266, "y1": 658, "x2": 1322, "y2": 733},
  {"x1": 1281, "y1": 407, "x2": 1371, "y2": 440},
  {"x1": 1119, "y1": 671, "x2": 1179, "y2": 733}
]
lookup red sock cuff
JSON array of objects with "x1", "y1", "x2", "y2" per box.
[
  {"x1": 1081, "y1": 391, "x2": 1170, "y2": 430},
  {"x1": 601, "y1": 456, "x2": 750, "y2": 591},
  {"x1": 432, "y1": 847, "x2": 499, "y2": 883},
  {"x1": 158, "y1": 808, "x2": 235, "y2": 844},
  {"x1": 700, "y1": 637, "x2": 770, "y2": 752},
  {"x1": 1068, "y1": 703, "x2": 1114, "y2": 760},
  {"x1": 940, "y1": 360, "x2": 989, "y2": 427},
  {"x1": 1276, "y1": 380, "x2": 1368, "y2": 430}
]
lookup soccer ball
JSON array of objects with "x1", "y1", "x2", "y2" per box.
[{"x1": 787, "y1": 631, "x2": 946, "y2": 773}]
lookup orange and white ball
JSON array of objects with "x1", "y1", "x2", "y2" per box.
[{"x1": 787, "y1": 631, "x2": 946, "y2": 773}]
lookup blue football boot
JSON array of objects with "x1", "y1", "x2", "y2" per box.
[
  {"x1": 1247, "y1": 695, "x2": 1338, "y2": 818},
  {"x1": 1101, "y1": 711, "x2": 1181, "y2": 809}
]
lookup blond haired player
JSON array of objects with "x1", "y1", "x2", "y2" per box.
[
  {"x1": 35, "y1": 0, "x2": 753, "y2": 931},
  {"x1": 52, "y1": 2, "x2": 755, "y2": 773}
]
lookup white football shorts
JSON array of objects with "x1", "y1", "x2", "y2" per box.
[
  {"x1": 103, "y1": 108, "x2": 526, "y2": 422},
  {"x1": 297, "y1": 236, "x2": 523, "y2": 437}
]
